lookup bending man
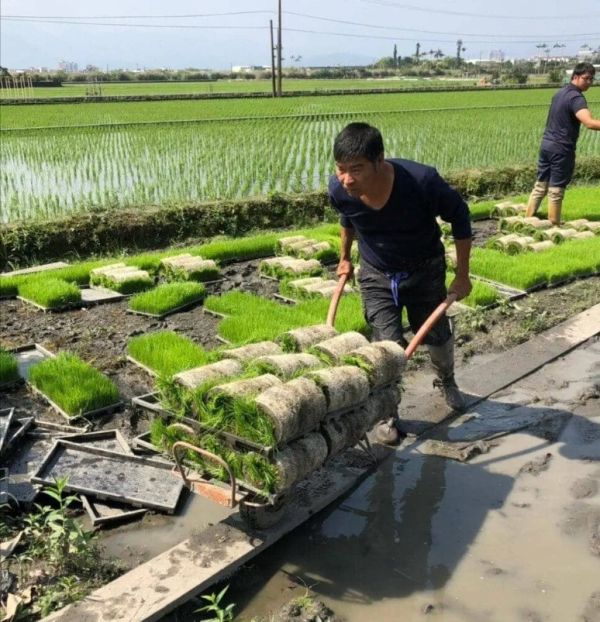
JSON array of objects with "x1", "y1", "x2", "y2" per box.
[
  {"x1": 329, "y1": 122, "x2": 472, "y2": 445},
  {"x1": 527, "y1": 62, "x2": 599, "y2": 224}
]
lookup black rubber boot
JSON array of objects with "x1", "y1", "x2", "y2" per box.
[{"x1": 428, "y1": 338, "x2": 466, "y2": 412}]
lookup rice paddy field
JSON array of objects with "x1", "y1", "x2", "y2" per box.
[{"x1": 2, "y1": 87, "x2": 598, "y2": 223}]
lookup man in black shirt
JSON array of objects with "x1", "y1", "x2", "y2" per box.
[
  {"x1": 526, "y1": 62, "x2": 600, "y2": 224},
  {"x1": 329, "y1": 122, "x2": 473, "y2": 444}
]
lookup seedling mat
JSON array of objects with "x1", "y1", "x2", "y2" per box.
[
  {"x1": 32, "y1": 440, "x2": 185, "y2": 513},
  {"x1": 10, "y1": 343, "x2": 55, "y2": 381},
  {"x1": 469, "y1": 275, "x2": 527, "y2": 301},
  {"x1": 126, "y1": 295, "x2": 205, "y2": 319}
]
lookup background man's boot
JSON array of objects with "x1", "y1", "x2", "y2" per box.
[
  {"x1": 428, "y1": 338, "x2": 466, "y2": 412},
  {"x1": 547, "y1": 186, "x2": 565, "y2": 225},
  {"x1": 525, "y1": 180, "x2": 549, "y2": 217}
]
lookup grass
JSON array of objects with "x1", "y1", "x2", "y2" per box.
[
  {"x1": 28, "y1": 353, "x2": 119, "y2": 417},
  {"x1": 204, "y1": 291, "x2": 367, "y2": 344},
  {"x1": 127, "y1": 331, "x2": 216, "y2": 376},
  {"x1": 18, "y1": 278, "x2": 81, "y2": 309},
  {"x1": 128, "y1": 282, "x2": 205, "y2": 316},
  {"x1": 0, "y1": 347, "x2": 20, "y2": 385},
  {"x1": 470, "y1": 236, "x2": 600, "y2": 290}
]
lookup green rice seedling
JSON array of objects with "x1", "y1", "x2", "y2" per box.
[
  {"x1": 0, "y1": 348, "x2": 20, "y2": 385},
  {"x1": 204, "y1": 291, "x2": 367, "y2": 344},
  {"x1": 28, "y1": 353, "x2": 119, "y2": 417},
  {"x1": 0, "y1": 277, "x2": 19, "y2": 297},
  {"x1": 342, "y1": 354, "x2": 375, "y2": 378},
  {"x1": 188, "y1": 235, "x2": 280, "y2": 262},
  {"x1": 18, "y1": 278, "x2": 82, "y2": 309},
  {"x1": 444, "y1": 274, "x2": 499, "y2": 308},
  {"x1": 127, "y1": 330, "x2": 216, "y2": 377},
  {"x1": 156, "y1": 375, "x2": 194, "y2": 417},
  {"x1": 242, "y1": 452, "x2": 279, "y2": 493},
  {"x1": 128, "y1": 282, "x2": 205, "y2": 316}
]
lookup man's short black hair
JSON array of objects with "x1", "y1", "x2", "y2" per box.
[
  {"x1": 333, "y1": 122, "x2": 384, "y2": 163},
  {"x1": 572, "y1": 62, "x2": 595, "y2": 78}
]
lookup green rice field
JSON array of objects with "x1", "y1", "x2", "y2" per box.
[{"x1": 1, "y1": 88, "x2": 598, "y2": 223}]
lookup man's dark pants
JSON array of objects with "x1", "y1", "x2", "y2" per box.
[{"x1": 357, "y1": 255, "x2": 451, "y2": 346}]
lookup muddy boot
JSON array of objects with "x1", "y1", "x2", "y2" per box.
[
  {"x1": 525, "y1": 180, "x2": 549, "y2": 217},
  {"x1": 375, "y1": 417, "x2": 404, "y2": 445},
  {"x1": 547, "y1": 186, "x2": 565, "y2": 225},
  {"x1": 428, "y1": 338, "x2": 466, "y2": 412}
]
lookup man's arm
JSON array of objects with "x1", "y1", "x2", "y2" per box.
[
  {"x1": 337, "y1": 226, "x2": 355, "y2": 278},
  {"x1": 448, "y1": 237, "x2": 472, "y2": 301},
  {"x1": 575, "y1": 108, "x2": 600, "y2": 130}
]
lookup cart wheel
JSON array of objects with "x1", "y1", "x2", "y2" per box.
[{"x1": 239, "y1": 494, "x2": 288, "y2": 530}]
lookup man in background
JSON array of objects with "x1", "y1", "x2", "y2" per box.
[{"x1": 526, "y1": 63, "x2": 599, "y2": 224}]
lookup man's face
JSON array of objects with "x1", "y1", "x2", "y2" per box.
[
  {"x1": 572, "y1": 73, "x2": 594, "y2": 92},
  {"x1": 335, "y1": 156, "x2": 380, "y2": 197}
]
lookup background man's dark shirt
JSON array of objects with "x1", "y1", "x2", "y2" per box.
[
  {"x1": 541, "y1": 84, "x2": 588, "y2": 155},
  {"x1": 328, "y1": 158, "x2": 471, "y2": 272}
]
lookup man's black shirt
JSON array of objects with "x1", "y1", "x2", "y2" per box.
[
  {"x1": 541, "y1": 84, "x2": 588, "y2": 155},
  {"x1": 328, "y1": 158, "x2": 471, "y2": 273}
]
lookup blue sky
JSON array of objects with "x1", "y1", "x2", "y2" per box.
[{"x1": 1, "y1": 0, "x2": 598, "y2": 70}]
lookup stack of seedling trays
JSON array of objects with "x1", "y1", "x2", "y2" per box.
[
  {"x1": 277, "y1": 236, "x2": 338, "y2": 263},
  {"x1": 160, "y1": 254, "x2": 221, "y2": 283},
  {"x1": 90, "y1": 263, "x2": 154, "y2": 294},
  {"x1": 490, "y1": 201, "x2": 527, "y2": 219},
  {"x1": 0, "y1": 408, "x2": 35, "y2": 460},
  {"x1": 259, "y1": 256, "x2": 323, "y2": 280},
  {"x1": 139, "y1": 325, "x2": 405, "y2": 528},
  {"x1": 279, "y1": 277, "x2": 355, "y2": 300}
]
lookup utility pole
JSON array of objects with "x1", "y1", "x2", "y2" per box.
[
  {"x1": 415, "y1": 42, "x2": 421, "y2": 63},
  {"x1": 277, "y1": 0, "x2": 282, "y2": 96},
  {"x1": 270, "y1": 19, "x2": 277, "y2": 97}
]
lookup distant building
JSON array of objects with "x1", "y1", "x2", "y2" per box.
[
  {"x1": 576, "y1": 46, "x2": 594, "y2": 61},
  {"x1": 231, "y1": 65, "x2": 268, "y2": 74},
  {"x1": 58, "y1": 60, "x2": 78, "y2": 72}
]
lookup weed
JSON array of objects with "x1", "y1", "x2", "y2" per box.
[
  {"x1": 37, "y1": 575, "x2": 86, "y2": 617},
  {"x1": 195, "y1": 585, "x2": 235, "y2": 622}
]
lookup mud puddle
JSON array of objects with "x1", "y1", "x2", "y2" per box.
[{"x1": 229, "y1": 416, "x2": 600, "y2": 621}]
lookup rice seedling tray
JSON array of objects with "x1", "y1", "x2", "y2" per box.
[
  {"x1": 126, "y1": 355, "x2": 159, "y2": 377},
  {"x1": 202, "y1": 308, "x2": 227, "y2": 319},
  {"x1": 469, "y1": 275, "x2": 527, "y2": 300},
  {"x1": 31, "y1": 440, "x2": 186, "y2": 513},
  {"x1": 132, "y1": 392, "x2": 275, "y2": 457},
  {"x1": 17, "y1": 295, "x2": 84, "y2": 313},
  {"x1": 271, "y1": 293, "x2": 298, "y2": 305},
  {"x1": 9, "y1": 343, "x2": 55, "y2": 381},
  {"x1": 132, "y1": 430, "x2": 160, "y2": 453},
  {"x1": 27, "y1": 383, "x2": 123, "y2": 422},
  {"x1": 81, "y1": 495, "x2": 147, "y2": 528},
  {"x1": 80, "y1": 287, "x2": 124, "y2": 305},
  {"x1": 0, "y1": 408, "x2": 16, "y2": 455},
  {"x1": 126, "y1": 295, "x2": 205, "y2": 319},
  {"x1": 3, "y1": 417, "x2": 35, "y2": 455},
  {"x1": 0, "y1": 261, "x2": 69, "y2": 277},
  {"x1": 26, "y1": 418, "x2": 90, "y2": 438},
  {"x1": 61, "y1": 429, "x2": 132, "y2": 454}
]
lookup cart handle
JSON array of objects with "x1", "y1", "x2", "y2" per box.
[
  {"x1": 172, "y1": 440, "x2": 238, "y2": 508},
  {"x1": 326, "y1": 273, "x2": 349, "y2": 327},
  {"x1": 405, "y1": 293, "x2": 457, "y2": 360}
]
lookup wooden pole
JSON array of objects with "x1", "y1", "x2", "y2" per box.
[
  {"x1": 277, "y1": 0, "x2": 282, "y2": 97},
  {"x1": 270, "y1": 19, "x2": 277, "y2": 97}
]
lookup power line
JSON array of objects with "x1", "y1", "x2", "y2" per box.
[
  {"x1": 2, "y1": 10, "x2": 275, "y2": 19},
  {"x1": 285, "y1": 11, "x2": 594, "y2": 39},
  {"x1": 359, "y1": 0, "x2": 600, "y2": 20}
]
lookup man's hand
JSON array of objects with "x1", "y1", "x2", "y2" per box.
[
  {"x1": 448, "y1": 273, "x2": 472, "y2": 301},
  {"x1": 336, "y1": 259, "x2": 354, "y2": 279}
]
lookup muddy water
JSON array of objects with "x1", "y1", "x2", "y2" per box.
[
  {"x1": 99, "y1": 491, "x2": 233, "y2": 567},
  {"x1": 232, "y1": 412, "x2": 600, "y2": 621}
]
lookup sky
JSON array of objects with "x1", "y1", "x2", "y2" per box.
[{"x1": 1, "y1": 0, "x2": 599, "y2": 70}]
